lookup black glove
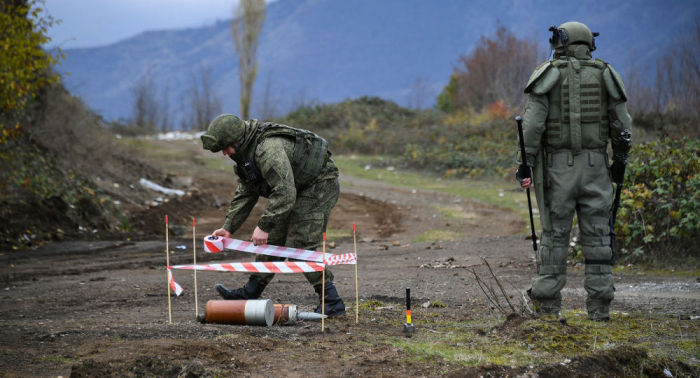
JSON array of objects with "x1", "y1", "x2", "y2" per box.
[
  {"x1": 515, "y1": 165, "x2": 531, "y2": 183},
  {"x1": 610, "y1": 160, "x2": 626, "y2": 184}
]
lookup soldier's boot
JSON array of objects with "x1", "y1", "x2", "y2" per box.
[
  {"x1": 215, "y1": 278, "x2": 266, "y2": 300},
  {"x1": 314, "y1": 281, "x2": 346, "y2": 317},
  {"x1": 527, "y1": 288, "x2": 561, "y2": 317},
  {"x1": 581, "y1": 239, "x2": 615, "y2": 322},
  {"x1": 587, "y1": 298, "x2": 611, "y2": 321}
]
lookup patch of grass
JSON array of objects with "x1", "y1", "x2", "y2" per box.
[
  {"x1": 358, "y1": 299, "x2": 385, "y2": 311},
  {"x1": 325, "y1": 228, "x2": 352, "y2": 240},
  {"x1": 336, "y1": 155, "x2": 537, "y2": 230},
  {"x1": 37, "y1": 356, "x2": 70, "y2": 364},
  {"x1": 428, "y1": 300, "x2": 448, "y2": 308},
  {"x1": 385, "y1": 309, "x2": 700, "y2": 368},
  {"x1": 433, "y1": 204, "x2": 478, "y2": 220},
  {"x1": 411, "y1": 229, "x2": 461, "y2": 243}
]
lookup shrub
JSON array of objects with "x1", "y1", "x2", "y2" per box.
[{"x1": 616, "y1": 137, "x2": 700, "y2": 261}]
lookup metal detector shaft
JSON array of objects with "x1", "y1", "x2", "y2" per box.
[{"x1": 516, "y1": 116, "x2": 538, "y2": 251}]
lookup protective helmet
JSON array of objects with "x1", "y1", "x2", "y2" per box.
[
  {"x1": 549, "y1": 21, "x2": 599, "y2": 51},
  {"x1": 200, "y1": 114, "x2": 245, "y2": 152}
]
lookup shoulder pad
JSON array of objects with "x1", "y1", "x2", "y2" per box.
[
  {"x1": 594, "y1": 58, "x2": 605, "y2": 69},
  {"x1": 255, "y1": 136, "x2": 284, "y2": 157},
  {"x1": 525, "y1": 61, "x2": 560, "y2": 95},
  {"x1": 603, "y1": 63, "x2": 628, "y2": 101}
]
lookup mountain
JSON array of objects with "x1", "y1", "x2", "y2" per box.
[{"x1": 58, "y1": 0, "x2": 700, "y2": 127}]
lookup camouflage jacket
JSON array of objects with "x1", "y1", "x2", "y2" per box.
[{"x1": 222, "y1": 135, "x2": 338, "y2": 233}]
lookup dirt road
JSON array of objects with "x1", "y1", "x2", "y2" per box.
[{"x1": 1, "y1": 139, "x2": 698, "y2": 377}]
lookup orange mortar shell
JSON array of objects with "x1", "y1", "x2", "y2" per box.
[
  {"x1": 203, "y1": 299, "x2": 274, "y2": 326},
  {"x1": 273, "y1": 304, "x2": 298, "y2": 325}
]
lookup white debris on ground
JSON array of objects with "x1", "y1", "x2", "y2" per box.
[
  {"x1": 419, "y1": 257, "x2": 462, "y2": 269},
  {"x1": 117, "y1": 131, "x2": 206, "y2": 141},
  {"x1": 621, "y1": 282, "x2": 700, "y2": 292},
  {"x1": 154, "y1": 131, "x2": 206, "y2": 140},
  {"x1": 139, "y1": 178, "x2": 185, "y2": 196}
]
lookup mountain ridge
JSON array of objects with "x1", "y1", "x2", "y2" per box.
[{"x1": 58, "y1": 0, "x2": 699, "y2": 127}]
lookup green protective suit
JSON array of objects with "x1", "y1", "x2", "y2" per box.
[
  {"x1": 521, "y1": 44, "x2": 632, "y2": 320},
  {"x1": 222, "y1": 122, "x2": 339, "y2": 288}
]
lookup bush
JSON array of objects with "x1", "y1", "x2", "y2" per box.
[
  {"x1": 277, "y1": 97, "x2": 519, "y2": 178},
  {"x1": 616, "y1": 138, "x2": 700, "y2": 261}
]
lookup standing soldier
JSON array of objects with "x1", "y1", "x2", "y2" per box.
[
  {"x1": 516, "y1": 22, "x2": 632, "y2": 321},
  {"x1": 201, "y1": 114, "x2": 346, "y2": 317}
]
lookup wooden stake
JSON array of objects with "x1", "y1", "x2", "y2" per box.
[
  {"x1": 193, "y1": 218, "x2": 198, "y2": 318},
  {"x1": 166, "y1": 215, "x2": 172, "y2": 325},
  {"x1": 321, "y1": 232, "x2": 326, "y2": 332},
  {"x1": 353, "y1": 223, "x2": 358, "y2": 324}
]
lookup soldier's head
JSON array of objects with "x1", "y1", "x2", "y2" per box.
[
  {"x1": 549, "y1": 22, "x2": 599, "y2": 53},
  {"x1": 201, "y1": 114, "x2": 246, "y2": 155}
]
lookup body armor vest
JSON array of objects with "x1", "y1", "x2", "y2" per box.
[
  {"x1": 545, "y1": 58, "x2": 609, "y2": 152},
  {"x1": 235, "y1": 123, "x2": 329, "y2": 187}
]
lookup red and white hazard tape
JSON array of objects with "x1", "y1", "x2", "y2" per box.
[
  {"x1": 324, "y1": 253, "x2": 357, "y2": 266},
  {"x1": 167, "y1": 267, "x2": 183, "y2": 296},
  {"x1": 171, "y1": 261, "x2": 326, "y2": 274},
  {"x1": 203, "y1": 237, "x2": 356, "y2": 265}
]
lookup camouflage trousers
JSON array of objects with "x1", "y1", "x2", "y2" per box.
[
  {"x1": 250, "y1": 177, "x2": 340, "y2": 288},
  {"x1": 531, "y1": 149, "x2": 614, "y2": 320}
]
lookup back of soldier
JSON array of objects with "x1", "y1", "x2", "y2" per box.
[{"x1": 519, "y1": 22, "x2": 633, "y2": 321}]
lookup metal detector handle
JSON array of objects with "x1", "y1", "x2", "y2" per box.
[
  {"x1": 406, "y1": 287, "x2": 411, "y2": 311},
  {"x1": 516, "y1": 116, "x2": 538, "y2": 251}
]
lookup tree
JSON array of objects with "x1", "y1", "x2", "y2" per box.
[
  {"x1": 0, "y1": 0, "x2": 64, "y2": 145},
  {"x1": 256, "y1": 73, "x2": 280, "y2": 121},
  {"x1": 439, "y1": 26, "x2": 541, "y2": 113},
  {"x1": 407, "y1": 76, "x2": 432, "y2": 110},
  {"x1": 183, "y1": 65, "x2": 222, "y2": 131},
  {"x1": 655, "y1": 18, "x2": 700, "y2": 119},
  {"x1": 230, "y1": 0, "x2": 266, "y2": 120},
  {"x1": 130, "y1": 69, "x2": 159, "y2": 134}
]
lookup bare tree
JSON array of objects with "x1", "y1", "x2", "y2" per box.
[
  {"x1": 256, "y1": 73, "x2": 280, "y2": 121},
  {"x1": 183, "y1": 65, "x2": 222, "y2": 131},
  {"x1": 160, "y1": 79, "x2": 171, "y2": 132},
  {"x1": 407, "y1": 76, "x2": 432, "y2": 110},
  {"x1": 130, "y1": 68, "x2": 159, "y2": 134},
  {"x1": 623, "y1": 50, "x2": 659, "y2": 116},
  {"x1": 231, "y1": 0, "x2": 266, "y2": 119},
  {"x1": 655, "y1": 18, "x2": 700, "y2": 118},
  {"x1": 290, "y1": 86, "x2": 307, "y2": 112}
]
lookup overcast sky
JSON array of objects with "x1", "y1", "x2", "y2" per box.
[{"x1": 46, "y1": 0, "x2": 275, "y2": 49}]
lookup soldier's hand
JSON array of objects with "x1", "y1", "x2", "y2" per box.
[
  {"x1": 212, "y1": 228, "x2": 231, "y2": 238},
  {"x1": 520, "y1": 178, "x2": 532, "y2": 189},
  {"x1": 515, "y1": 165, "x2": 531, "y2": 182},
  {"x1": 252, "y1": 226, "x2": 269, "y2": 246}
]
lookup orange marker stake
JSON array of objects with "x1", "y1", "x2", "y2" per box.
[
  {"x1": 166, "y1": 215, "x2": 172, "y2": 325},
  {"x1": 321, "y1": 232, "x2": 326, "y2": 332},
  {"x1": 193, "y1": 218, "x2": 198, "y2": 318},
  {"x1": 353, "y1": 223, "x2": 358, "y2": 324}
]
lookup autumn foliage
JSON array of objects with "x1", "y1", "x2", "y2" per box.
[{"x1": 437, "y1": 26, "x2": 541, "y2": 113}]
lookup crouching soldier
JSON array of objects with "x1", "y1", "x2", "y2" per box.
[{"x1": 201, "y1": 114, "x2": 346, "y2": 317}]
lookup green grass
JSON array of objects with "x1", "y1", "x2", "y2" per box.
[
  {"x1": 378, "y1": 307, "x2": 700, "y2": 369},
  {"x1": 411, "y1": 229, "x2": 461, "y2": 243},
  {"x1": 325, "y1": 228, "x2": 352, "y2": 240},
  {"x1": 335, "y1": 155, "x2": 540, "y2": 230},
  {"x1": 37, "y1": 356, "x2": 71, "y2": 364}
]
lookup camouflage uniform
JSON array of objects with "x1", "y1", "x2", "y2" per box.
[
  {"x1": 202, "y1": 115, "x2": 339, "y2": 289},
  {"x1": 520, "y1": 22, "x2": 632, "y2": 320},
  {"x1": 223, "y1": 135, "x2": 339, "y2": 287}
]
